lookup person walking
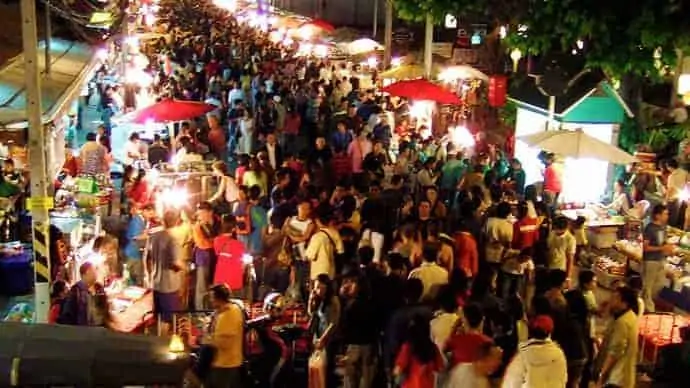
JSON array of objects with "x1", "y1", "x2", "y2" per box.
[
  {"x1": 642, "y1": 204, "x2": 675, "y2": 312},
  {"x1": 593, "y1": 286, "x2": 639, "y2": 388}
]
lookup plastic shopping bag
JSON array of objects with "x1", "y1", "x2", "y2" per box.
[{"x1": 308, "y1": 350, "x2": 326, "y2": 388}]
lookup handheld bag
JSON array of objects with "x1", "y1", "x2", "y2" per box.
[{"x1": 308, "y1": 349, "x2": 326, "y2": 388}]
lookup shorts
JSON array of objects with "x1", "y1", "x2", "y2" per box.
[{"x1": 154, "y1": 291, "x2": 181, "y2": 323}]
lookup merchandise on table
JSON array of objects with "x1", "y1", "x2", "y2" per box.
[
  {"x1": 108, "y1": 285, "x2": 154, "y2": 333},
  {"x1": 561, "y1": 206, "x2": 626, "y2": 248},
  {"x1": 593, "y1": 255, "x2": 627, "y2": 288},
  {"x1": 639, "y1": 313, "x2": 690, "y2": 364}
]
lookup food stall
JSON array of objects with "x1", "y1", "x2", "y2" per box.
[{"x1": 561, "y1": 206, "x2": 626, "y2": 248}]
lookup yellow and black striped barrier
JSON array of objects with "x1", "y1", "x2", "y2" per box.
[{"x1": 32, "y1": 221, "x2": 50, "y2": 284}]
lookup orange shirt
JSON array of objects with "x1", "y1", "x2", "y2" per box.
[{"x1": 192, "y1": 223, "x2": 214, "y2": 250}]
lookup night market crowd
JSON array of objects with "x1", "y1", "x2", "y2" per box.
[{"x1": 48, "y1": 1, "x2": 653, "y2": 388}]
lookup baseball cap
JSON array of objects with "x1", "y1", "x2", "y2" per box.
[{"x1": 529, "y1": 315, "x2": 554, "y2": 335}]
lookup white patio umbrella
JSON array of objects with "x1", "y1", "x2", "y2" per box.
[
  {"x1": 346, "y1": 38, "x2": 383, "y2": 55},
  {"x1": 438, "y1": 65, "x2": 490, "y2": 81},
  {"x1": 518, "y1": 129, "x2": 637, "y2": 164}
]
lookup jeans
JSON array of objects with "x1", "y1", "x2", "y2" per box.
[
  {"x1": 343, "y1": 344, "x2": 375, "y2": 388},
  {"x1": 643, "y1": 260, "x2": 665, "y2": 313},
  {"x1": 294, "y1": 260, "x2": 310, "y2": 303},
  {"x1": 195, "y1": 265, "x2": 211, "y2": 311},
  {"x1": 499, "y1": 271, "x2": 524, "y2": 299}
]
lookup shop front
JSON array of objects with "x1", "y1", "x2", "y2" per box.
[{"x1": 0, "y1": 37, "x2": 100, "y2": 319}]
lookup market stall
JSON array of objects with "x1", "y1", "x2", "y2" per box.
[{"x1": 561, "y1": 206, "x2": 626, "y2": 248}]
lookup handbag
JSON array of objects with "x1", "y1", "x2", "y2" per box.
[
  {"x1": 277, "y1": 237, "x2": 293, "y2": 267},
  {"x1": 308, "y1": 350, "x2": 326, "y2": 388}
]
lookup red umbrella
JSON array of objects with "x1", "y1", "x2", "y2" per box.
[
  {"x1": 127, "y1": 99, "x2": 217, "y2": 124},
  {"x1": 301, "y1": 19, "x2": 335, "y2": 32},
  {"x1": 381, "y1": 79, "x2": 461, "y2": 105}
]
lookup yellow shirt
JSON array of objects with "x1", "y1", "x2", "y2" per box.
[
  {"x1": 212, "y1": 303, "x2": 244, "y2": 368},
  {"x1": 242, "y1": 171, "x2": 268, "y2": 197}
]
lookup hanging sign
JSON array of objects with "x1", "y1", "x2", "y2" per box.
[{"x1": 488, "y1": 75, "x2": 508, "y2": 107}]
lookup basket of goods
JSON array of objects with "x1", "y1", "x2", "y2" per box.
[{"x1": 594, "y1": 256, "x2": 626, "y2": 288}]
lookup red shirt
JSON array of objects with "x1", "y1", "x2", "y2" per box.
[
  {"x1": 395, "y1": 343, "x2": 444, "y2": 388},
  {"x1": 543, "y1": 164, "x2": 562, "y2": 193},
  {"x1": 235, "y1": 166, "x2": 247, "y2": 185},
  {"x1": 512, "y1": 217, "x2": 539, "y2": 250},
  {"x1": 445, "y1": 332, "x2": 493, "y2": 367},
  {"x1": 454, "y1": 232, "x2": 479, "y2": 277},
  {"x1": 128, "y1": 181, "x2": 150, "y2": 206},
  {"x1": 332, "y1": 153, "x2": 352, "y2": 181},
  {"x1": 213, "y1": 234, "x2": 245, "y2": 291},
  {"x1": 284, "y1": 114, "x2": 301, "y2": 135}
]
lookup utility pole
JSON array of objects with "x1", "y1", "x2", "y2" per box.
[
  {"x1": 372, "y1": 0, "x2": 378, "y2": 38},
  {"x1": 21, "y1": 0, "x2": 52, "y2": 323},
  {"x1": 423, "y1": 13, "x2": 433, "y2": 78},
  {"x1": 383, "y1": 0, "x2": 393, "y2": 68},
  {"x1": 44, "y1": 1, "x2": 51, "y2": 75}
]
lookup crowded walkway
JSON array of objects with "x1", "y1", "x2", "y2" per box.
[{"x1": 41, "y1": 1, "x2": 668, "y2": 388}]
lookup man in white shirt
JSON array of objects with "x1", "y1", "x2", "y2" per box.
[
  {"x1": 449, "y1": 342, "x2": 503, "y2": 388},
  {"x1": 502, "y1": 315, "x2": 567, "y2": 388},
  {"x1": 227, "y1": 82, "x2": 245, "y2": 108},
  {"x1": 124, "y1": 132, "x2": 142, "y2": 167},
  {"x1": 305, "y1": 207, "x2": 344, "y2": 280},
  {"x1": 408, "y1": 246, "x2": 448, "y2": 302},
  {"x1": 485, "y1": 202, "x2": 514, "y2": 265},
  {"x1": 547, "y1": 216, "x2": 577, "y2": 278}
]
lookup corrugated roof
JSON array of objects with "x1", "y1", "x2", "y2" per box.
[{"x1": 0, "y1": 38, "x2": 95, "y2": 129}]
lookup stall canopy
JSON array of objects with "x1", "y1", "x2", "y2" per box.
[
  {"x1": 0, "y1": 322, "x2": 189, "y2": 386},
  {"x1": 508, "y1": 70, "x2": 634, "y2": 124},
  {"x1": 0, "y1": 38, "x2": 97, "y2": 130}
]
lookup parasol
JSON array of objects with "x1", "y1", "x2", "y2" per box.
[
  {"x1": 379, "y1": 64, "x2": 440, "y2": 80},
  {"x1": 345, "y1": 38, "x2": 383, "y2": 55},
  {"x1": 438, "y1": 65, "x2": 489, "y2": 81},
  {"x1": 381, "y1": 79, "x2": 461, "y2": 105},
  {"x1": 518, "y1": 129, "x2": 637, "y2": 164},
  {"x1": 300, "y1": 19, "x2": 335, "y2": 32},
  {"x1": 125, "y1": 99, "x2": 217, "y2": 124}
]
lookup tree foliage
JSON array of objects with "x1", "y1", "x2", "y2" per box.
[{"x1": 392, "y1": 0, "x2": 690, "y2": 79}]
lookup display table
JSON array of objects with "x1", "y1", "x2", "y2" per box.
[
  {"x1": 639, "y1": 313, "x2": 690, "y2": 364},
  {"x1": 593, "y1": 255, "x2": 627, "y2": 289},
  {"x1": 561, "y1": 208, "x2": 625, "y2": 248},
  {"x1": 0, "y1": 245, "x2": 33, "y2": 296},
  {"x1": 109, "y1": 286, "x2": 154, "y2": 333}
]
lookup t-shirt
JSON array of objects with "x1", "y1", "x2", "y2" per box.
[
  {"x1": 149, "y1": 230, "x2": 181, "y2": 293},
  {"x1": 485, "y1": 217, "x2": 514, "y2": 263},
  {"x1": 212, "y1": 303, "x2": 244, "y2": 368},
  {"x1": 547, "y1": 231, "x2": 576, "y2": 271},
  {"x1": 213, "y1": 235, "x2": 245, "y2": 291},
  {"x1": 445, "y1": 332, "x2": 493, "y2": 367},
  {"x1": 395, "y1": 343, "x2": 444, "y2": 388},
  {"x1": 305, "y1": 228, "x2": 343, "y2": 280},
  {"x1": 448, "y1": 363, "x2": 490, "y2": 388},
  {"x1": 643, "y1": 222, "x2": 666, "y2": 261},
  {"x1": 124, "y1": 215, "x2": 145, "y2": 260},
  {"x1": 512, "y1": 217, "x2": 539, "y2": 250}
]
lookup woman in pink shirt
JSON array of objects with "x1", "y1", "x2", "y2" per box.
[{"x1": 347, "y1": 130, "x2": 372, "y2": 174}]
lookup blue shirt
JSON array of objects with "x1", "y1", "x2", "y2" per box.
[{"x1": 123, "y1": 215, "x2": 145, "y2": 260}]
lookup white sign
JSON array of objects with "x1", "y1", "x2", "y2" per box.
[{"x1": 444, "y1": 14, "x2": 457, "y2": 29}]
